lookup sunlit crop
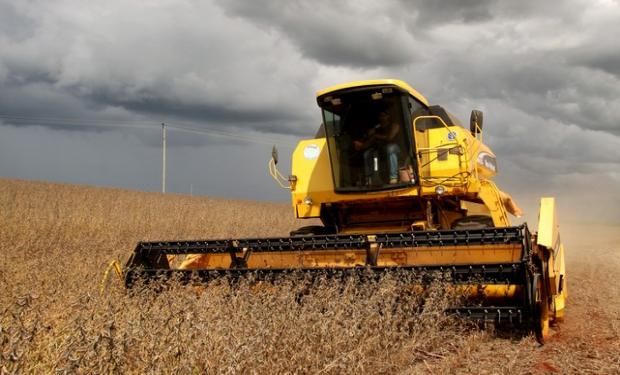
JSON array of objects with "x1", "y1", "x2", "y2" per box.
[{"x1": 1, "y1": 179, "x2": 618, "y2": 373}]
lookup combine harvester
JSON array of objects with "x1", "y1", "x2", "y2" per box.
[{"x1": 124, "y1": 79, "x2": 567, "y2": 342}]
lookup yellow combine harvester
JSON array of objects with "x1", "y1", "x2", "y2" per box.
[{"x1": 124, "y1": 79, "x2": 567, "y2": 342}]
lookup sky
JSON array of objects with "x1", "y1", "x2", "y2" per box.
[{"x1": 1, "y1": 0, "x2": 619, "y2": 223}]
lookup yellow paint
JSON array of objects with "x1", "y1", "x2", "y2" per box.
[
  {"x1": 291, "y1": 109, "x2": 507, "y2": 224},
  {"x1": 316, "y1": 78, "x2": 429, "y2": 106},
  {"x1": 536, "y1": 197, "x2": 567, "y2": 322},
  {"x1": 290, "y1": 138, "x2": 334, "y2": 218},
  {"x1": 478, "y1": 180, "x2": 511, "y2": 227},
  {"x1": 537, "y1": 197, "x2": 558, "y2": 249},
  {"x1": 270, "y1": 79, "x2": 567, "y2": 320},
  {"x1": 179, "y1": 243, "x2": 522, "y2": 270},
  {"x1": 422, "y1": 127, "x2": 467, "y2": 185},
  {"x1": 457, "y1": 284, "x2": 521, "y2": 299}
]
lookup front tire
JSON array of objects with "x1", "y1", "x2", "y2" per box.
[{"x1": 532, "y1": 272, "x2": 550, "y2": 344}]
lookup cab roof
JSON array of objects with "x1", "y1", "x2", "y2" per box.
[{"x1": 316, "y1": 79, "x2": 429, "y2": 106}]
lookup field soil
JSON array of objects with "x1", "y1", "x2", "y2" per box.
[{"x1": 1, "y1": 178, "x2": 619, "y2": 373}]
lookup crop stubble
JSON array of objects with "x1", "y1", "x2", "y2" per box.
[{"x1": 1, "y1": 178, "x2": 618, "y2": 374}]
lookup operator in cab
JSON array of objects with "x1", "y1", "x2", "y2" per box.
[{"x1": 353, "y1": 110, "x2": 401, "y2": 185}]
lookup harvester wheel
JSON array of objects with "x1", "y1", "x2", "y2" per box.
[
  {"x1": 290, "y1": 225, "x2": 336, "y2": 237},
  {"x1": 532, "y1": 273, "x2": 550, "y2": 344}
]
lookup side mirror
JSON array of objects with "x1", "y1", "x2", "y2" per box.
[
  {"x1": 470, "y1": 110, "x2": 483, "y2": 136},
  {"x1": 271, "y1": 145, "x2": 279, "y2": 165}
]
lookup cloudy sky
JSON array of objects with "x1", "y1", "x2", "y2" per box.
[{"x1": 1, "y1": 0, "x2": 619, "y2": 223}]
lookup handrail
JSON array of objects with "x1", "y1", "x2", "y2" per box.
[
  {"x1": 412, "y1": 115, "x2": 451, "y2": 133},
  {"x1": 412, "y1": 115, "x2": 472, "y2": 187}
]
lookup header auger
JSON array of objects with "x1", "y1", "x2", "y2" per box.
[{"x1": 123, "y1": 79, "x2": 566, "y2": 343}]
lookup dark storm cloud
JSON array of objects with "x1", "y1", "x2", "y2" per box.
[
  {"x1": 0, "y1": 3, "x2": 36, "y2": 40},
  {"x1": 397, "y1": 0, "x2": 583, "y2": 26},
  {"x1": 421, "y1": 50, "x2": 620, "y2": 136},
  {"x1": 89, "y1": 92, "x2": 306, "y2": 135},
  {"x1": 398, "y1": 0, "x2": 494, "y2": 24},
  {"x1": 0, "y1": 81, "x2": 302, "y2": 151},
  {"x1": 373, "y1": 1, "x2": 620, "y2": 143},
  {"x1": 217, "y1": 0, "x2": 417, "y2": 68},
  {"x1": 214, "y1": 0, "x2": 620, "y2": 136},
  {"x1": 0, "y1": 0, "x2": 320, "y2": 139},
  {"x1": 569, "y1": 41, "x2": 620, "y2": 78}
]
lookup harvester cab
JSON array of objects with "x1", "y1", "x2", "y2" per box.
[
  {"x1": 123, "y1": 79, "x2": 567, "y2": 343},
  {"x1": 319, "y1": 86, "x2": 417, "y2": 190},
  {"x1": 289, "y1": 79, "x2": 515, "y2": 234}
]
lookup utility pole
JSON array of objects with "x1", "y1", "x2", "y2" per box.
[{"x1": 162, "y1": 122, "x2": 167, "y2": 193}]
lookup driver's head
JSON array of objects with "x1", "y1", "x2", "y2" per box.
[{"x1": 378, "y1": 111, "x2": 390, "y2": 126}]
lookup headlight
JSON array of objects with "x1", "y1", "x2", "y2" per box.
[
  {"x1": 303, "y1": 196, "x2": 313, "y2": 205},
  {"x1": 435, "y1": 185, "x2": 446, "y2": 195}
]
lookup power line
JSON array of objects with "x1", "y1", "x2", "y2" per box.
[
  {"x1": 0, "y1": 113, "x2": 298, "y2": 147},
  {"x1": 168, "y1": 124, "x2": 294, "y2": 146},
  {"x1": 0, "y1": 114, "x2": 154, "y2": 129}
]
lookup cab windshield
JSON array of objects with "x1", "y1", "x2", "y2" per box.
[{"x1": 320, "y1": 87, "x2": 418, "y2": 192}]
